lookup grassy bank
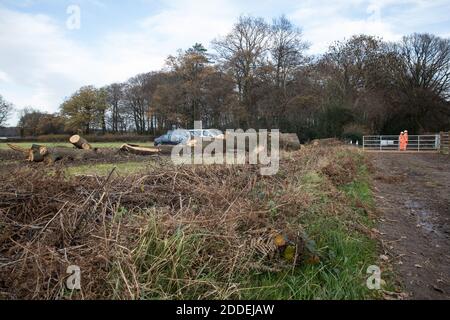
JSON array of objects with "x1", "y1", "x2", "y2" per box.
[{"x1": 242, "y1": 151, "x2": 378, "y2": 299}]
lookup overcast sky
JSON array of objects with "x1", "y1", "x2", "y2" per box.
[{"x1": 1, "y1": 0, "x2": 450, "y2": 125}]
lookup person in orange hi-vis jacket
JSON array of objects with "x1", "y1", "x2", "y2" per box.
[
  {"x1": 403, "y1": 130, "x2": 409, "y2": 151},
  {"x1": 399, "y1": 132, "x2": 405, "y2": 151}
]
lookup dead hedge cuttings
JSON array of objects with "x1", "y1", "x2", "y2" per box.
[{"x1": 0, "y1": 145, "x2": 371, "y2": 299}]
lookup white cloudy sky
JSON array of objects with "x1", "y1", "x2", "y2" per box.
[{"x1": 1, "y1": 0, "x2": 450, "y2": 125}]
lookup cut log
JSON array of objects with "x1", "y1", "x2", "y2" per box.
[
  {"x1": 8, "y1": 143, "x2": 102, "y2": 163},
  {"x1": 28, "y1": 146, "x2": 44, "y2": 162},
  {"x1": 70, "y1": 135, "x2": 92, "y2": 150},
  {"x1": 34, "y1": 144, "x2": 49, "y2": 157},
  {"x1": 28, "y1": 150, "x2": 44, "y2": 162},
  {"x1": 27, "y1": 144, "x2": 49, "y2": 162},
  {"x1": 120, "y1": 144, "x2": 177, "y2": 155},
  {"x1": 120, "y1": 144, "x2": 165, "y2": 155},
  {"x1": 43, "y1": 147, "x2": 100, "y2": 161}
]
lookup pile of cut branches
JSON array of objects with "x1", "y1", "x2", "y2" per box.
[{"x1": 0, "y1": 146, "x2": 361, "y2": 299}]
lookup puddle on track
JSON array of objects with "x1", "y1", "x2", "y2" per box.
[{"x1": 405, "y1": 200, "x2": 443, "y2": 237}]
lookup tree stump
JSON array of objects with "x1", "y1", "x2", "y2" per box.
[{"x1": 28, "y1": 144, "x2": 48, "y2": 162}]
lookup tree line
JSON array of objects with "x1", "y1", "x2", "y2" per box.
[{"x1": 8, "y1": 15, "x2": 450, "y2": 141}]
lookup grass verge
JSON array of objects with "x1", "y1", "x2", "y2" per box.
[{"x1": 240, "y1": 151, "x2": 379, "y2": 299}]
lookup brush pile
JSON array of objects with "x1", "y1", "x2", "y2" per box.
[{"x1": 0, "y1": 146, "x2": 361, "y2": 299}]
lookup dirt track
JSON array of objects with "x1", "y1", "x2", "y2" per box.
[{"x1": 370, "y1": 152, "x2": 450, "y2": 300}]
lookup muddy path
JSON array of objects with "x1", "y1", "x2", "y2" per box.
[{"x1": 369, "y1": 153, "x2": 450, "y2": 300}]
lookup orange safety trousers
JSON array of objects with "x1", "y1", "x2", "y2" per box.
[
  {"x1": 399, "y1": 135, "x2": 405, "y2": 151},
  {"x1": 404, "y1": 134, "x2": 409, "y2": 150}
]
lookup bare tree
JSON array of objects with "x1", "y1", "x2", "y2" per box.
[
  {"x1": 0, "y1": 95, "x2": 13, "y2": 127},
  {"x1": 322, "y1": 35, "x2": 391, "y2": 100},
  {"x1": 385, "y1": 33, "x2": 450, "y2": 132},
  {"x1": 213, "y1": 16, "x2": 271, "y2": 126},
  {"x1": 105, "y1": 83, "x2": 124, "y2": 133},
  {"x1": 123, "y1": 74, "x2": 151, "y2": 134},
  {"x1": 270, "y1": 15, "x2": 309, "y2": 94},
  {"x1": 396, "y1": 33, "x2": 450, "y2": 99},
  {"x1": 153, "y1": 44, "x2": 237, "y2": 129}
]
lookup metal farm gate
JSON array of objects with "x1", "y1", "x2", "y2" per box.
[
  {"x1": 440, "y1": 131, "x2": 450, "y2": 154},
  {"x1": 363, "y1": 135, "x2": 440, "y2": 152}
]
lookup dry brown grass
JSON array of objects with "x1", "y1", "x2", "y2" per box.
[
  {"x1": 321, "y1": 155, "x2": 358, "y2": 186},
  {"x1": 0, "y1": 145, "x2": 364, "y2": 300}
]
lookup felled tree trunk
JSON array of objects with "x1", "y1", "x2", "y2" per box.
[
  {"x1": 120, "y1": 144, "x2": 174, "y2": 155},
  {"x1": 8, "y1": 144, "x2": 102, "y2": 164},
  {"x1": 70, "y1": 135, "x2": 92, "y2": 150},
  {"x1": 44, "y1": 147, "x2": 99, "y2": 162}
]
